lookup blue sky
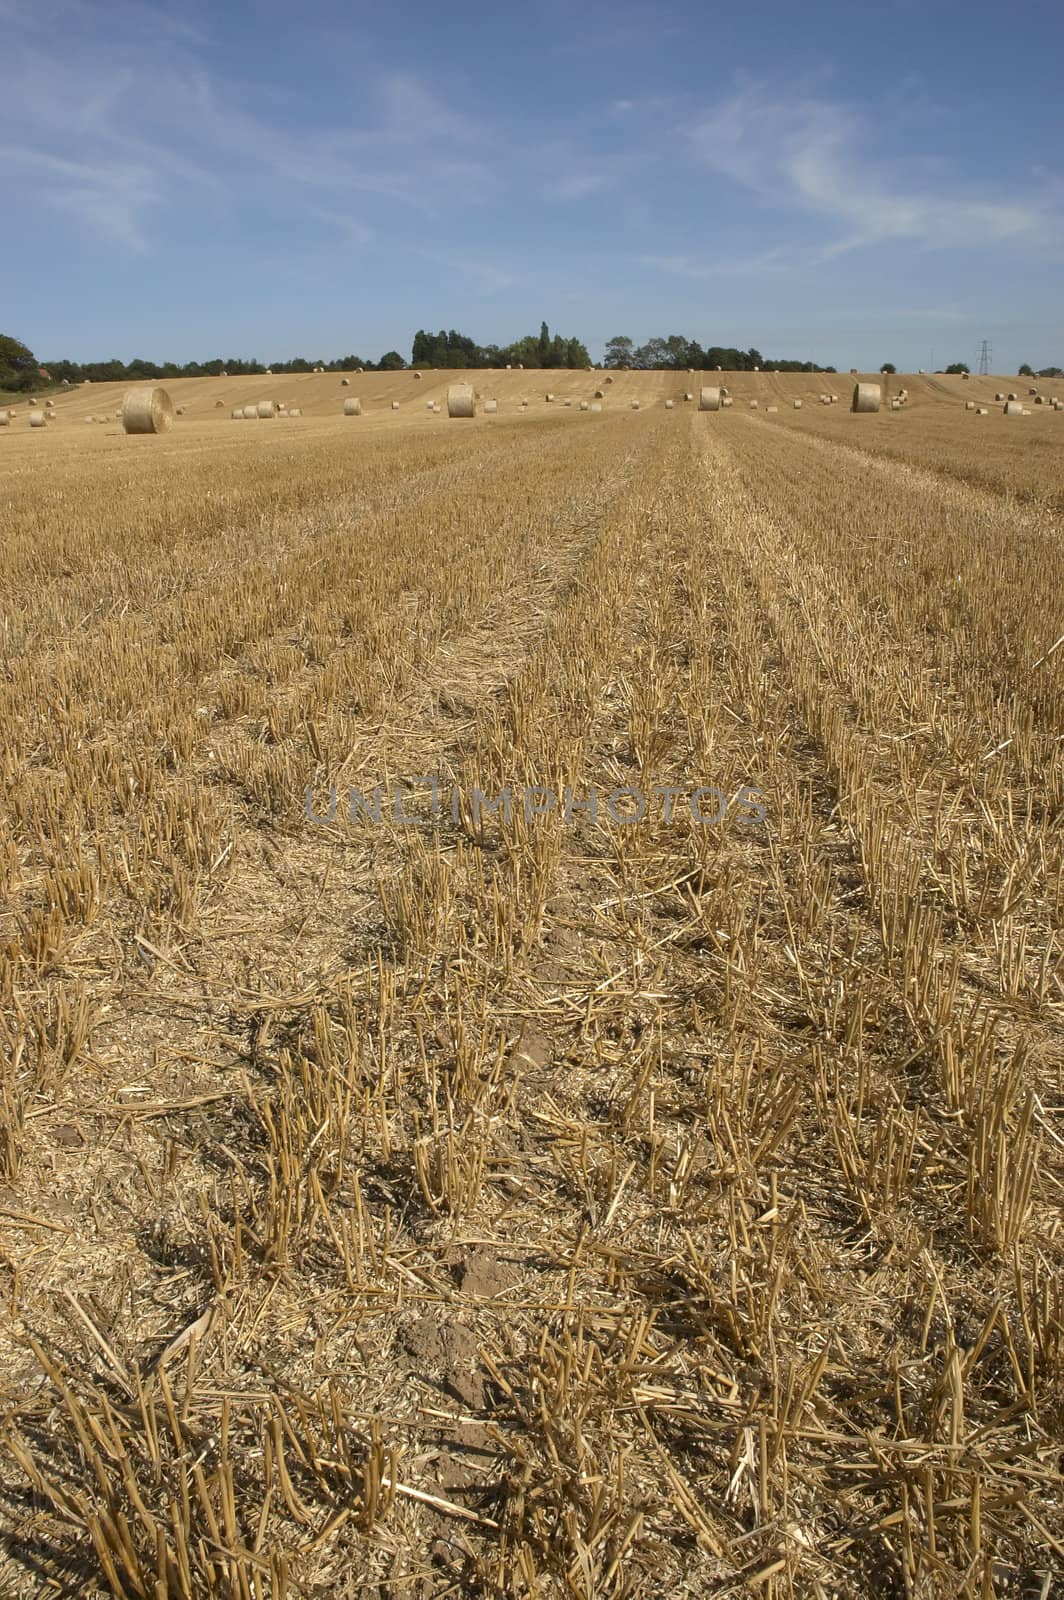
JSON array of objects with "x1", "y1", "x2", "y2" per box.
[{"x1": 3, "y1": 0, "x2": 1061, "y2": 371}]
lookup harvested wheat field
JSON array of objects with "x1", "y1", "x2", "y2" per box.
[{"x1": 0, "y1": 376, "x2": 1062, "y2": 1599}]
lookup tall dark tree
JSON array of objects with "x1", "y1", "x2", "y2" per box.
[
  {"x1": 0, "y1": 333, "x2": 39, "y2": 391},
  {"x1": 604, "y1": 336, "x2": 634, "y2": 369}
]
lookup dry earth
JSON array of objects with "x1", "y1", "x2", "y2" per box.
[{"x1": 0, "y1": 371, "x2": 1062, "y2": 1598}]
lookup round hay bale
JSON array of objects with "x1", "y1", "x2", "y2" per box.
[
  {"x1": 84, "y1": 416, "x2": 95, "y2": 424},
  {"x1": 45, "y1": 398, "x2": 55, "y2": 409},
  {"x1": 265, "y1": 369, "x2": 273, "y2": 376},
  {"x1": 175, "y1": 406, "x2": 185, "y2": 416},
  {"x1": 664, "y1": 399, "x2": 674, "y2": 409},
  {"x1": 590, "y1": 402, "x2": 602, "y2": 412},
  {"x1": 231, "y1": 408, "x2": 244, "y2": 419},
  {"x1": 545, "y1": 392, "x2": 555, "y2": 402},
  {"x1": 0, "y1": 412, "x2": 9, "y2": 426},
  {"x1": 121, "y1": 386, "x2": 174, "y2": 435},
  {"x1": 594, "y1": 389, "x2": 605, "y2": 399},
  {"x1": 278, "y1": 407, "x2": 289, "y2": 417},
  {"x1": 1007, "y1": 392, "x2": 1017, "y2": 401},
  {"x1": 890, "y1": 399, "x2": 901, "y2": 409},
  {"x1": 341, "y1": 378, "x2": 350, "y2": 386},
  {"x1": 994, "y1": 392, "x2": 1004, "y2": 401},
  {"x1": 1004, "y1": 401, "x2": 1023, "y2": 416},
  {"x1": 563, "y1": 398, "x2": 572, "y2": 407},
  {"x1": 749, "y1": 399, "x2": 759, "y2": 409},
  {"x1": 426, "y1": 399, "x2": 435, "y2": 410},
  {"x1": 793, "y1": 399, "x2": 803, "y2": 409},
  {"x1": 29, "y1": 410, "x2": 46, "y2": 427},
  {"x1": 1034, "y1": 395, "x2": 1044, "y2": 405},
  {"x1": 976, "y1": 407, "x2": 988, "y2": 415},
  {"x1": 343, "y1": 398, "x2": 361, "y2": 416},
  {"x1": 579, "y1": 400, "x2": 589, "y2": 410},
  {"x1": 413, "y1": 372, "x2": 423, "y2": 381},
  {"x1": 965, "y1": 400, "x2": 975, "y2": 410},
  {"x1": 766, "y1": 405, "x2": 777, "y2": 413},
  {"x1": 483, "y1": 399, "x2": 498, "y2": 413},
  {"x1": 256, "y1": 400, "x2": 276, "y2": 419},
  {"x1": 289, "y1": 408, "x2": 302, "y2": 416},
  {"x1": 721, "y1": 396, "x2": 733, "y2": 408},
  {"x1": 243, "y1": 406, "x2": 259, "y2": 420},
  {"x1": 604, "y1": 375, "x2": 613, "y2": 384},
  {"x1": 113, "y1": 412, "x2": 122, "y2": 421},
  {"x1": 698, "y1": 386, "x2": 721, "y2": 411},
  {"x1": 391, "y1": 401, "x2": 400, "y2": 411},
  {"x1": 447, "y1": 383, "x2": 475, "y2": 418},
  {"x1": 1028, "y1": 387, "x2": 1038, "y2": 396},
  {"x1": 1021, "y1": 408, "x2": 1032, "y2": 416},
  {"x1": 28, "y1": 396, "x2": 38, "y2": 405},
  {"x1": 852, "y1": 382, "x2": 881, "y2": 413},
  {"x1": 753, "y1": 366, "x2": 759, "y2": 372},
  {"x1": 684, "y1": 391, "x2": 693, "y2": 402},
  {"x1": 630, "y1": 399, "x2": 640, "y2": 410},
  {"x1": 215, "y1": 399, "x2": 224, "y2": 408},
  {"x1": 220, "y1": 370, "x2": 229, "y2": 378}
]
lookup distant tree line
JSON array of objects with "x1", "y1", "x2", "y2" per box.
[
  {"x1": 6, "y1": 325, "x2": 1060, "y2": 392},
  {"x1": 35, "y1": 353, "x2": 401, "y2": 385},
  {"x1": 411, "y1": 322, "x2": 590, "y2": 369},
  {"x1": 8, "y1": 321, "x2": 589, "y2": 389},
  {"x1": 602, "y1": 334, "x2": 836, "y2": 372}
]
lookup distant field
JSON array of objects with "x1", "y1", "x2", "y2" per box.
[{"x1": 1, "y1": 371, "x2": 1062, "y2": 1598}]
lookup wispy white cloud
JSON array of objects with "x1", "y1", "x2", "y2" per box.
[
  {"x1": 536, "y1": 136, "x2": 656, "y2": 206},
  {"x1": 640, "y1": 248, "x2": 789, "y2": 278},
  {"x1": 420, "y1": 251, "x2": 523, "y2": 295},
  {"x1": 0, "y1": 145, "x2": 162, "y2": 251},
  {"x1": 305, "y1": 206, "x2": 376, "y2": 249},
  {"x1": 0, "y1": 13, "x2": 497, "y2": 247},
  {"x1": 551, "y1": 172, "x2": 610, "y2": 201},
  {"x1": 687, "y1": 82, "x2": 1058, "y2": 256}
]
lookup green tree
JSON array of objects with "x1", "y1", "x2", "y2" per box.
[
  {"x1": 376, "y1": 350, "x2": 406, "y2": 371},
  {"x1": 880, "y1": 362, "x2": 896, "y2": 374},
  {"x1": 604, "y1": 336, "x2": 634, "y2": 369},
  {"x1": 944, "y1": 362, "x2": 969, "y2": 374},
  {"x1": 0, "y1": 333, "x2": 39, "y2": 391},
  {"x1": 1018, "y1": 363, "x2": 1034, "y2": 377}
]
